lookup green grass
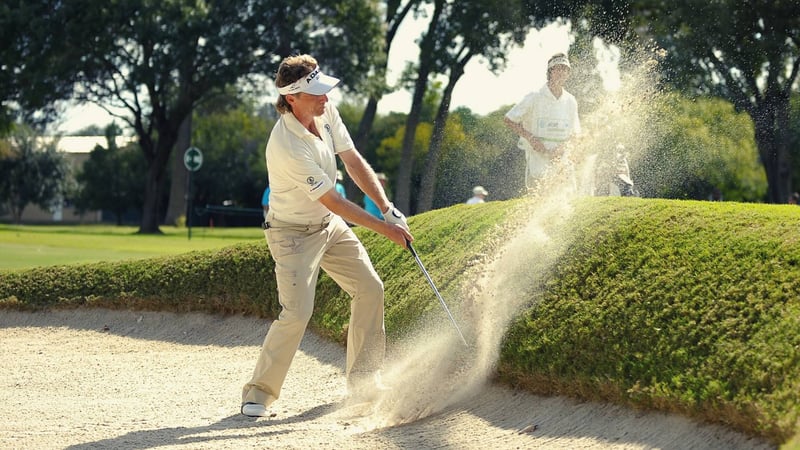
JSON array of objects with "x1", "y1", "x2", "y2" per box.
[
  {"x1": 1, "y1": 198, "x2": 799, "y2": 447},
  {"x1": 0, "y1": 224, "x2": 263, "y2": 271}
]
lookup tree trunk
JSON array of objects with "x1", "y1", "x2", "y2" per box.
[
  {"x1": 752, "y1": 95, "x2": 792, "y2": 204},
  {"x1": 164, "y1": 115, "x2": 192, "y2": 226},
  {"x1": 349, "y1": 97, "x2": 380, "y2": 202},
  {"x1": 417, "y1": 58, "x2": 468, "y2": 213},
  {"x1": 139, "y1": 160, "x2": 166, "y2": 234},
  {"x1": 138, "y1": 134, "x2": 176, "y2": 234},
  {"x1": 394, "y1": 0, "x2": 444, "y2": 214}
]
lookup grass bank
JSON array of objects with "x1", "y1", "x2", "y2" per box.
[{"x1": 0, "y1": 198, "x2": 798, "y2": 447}]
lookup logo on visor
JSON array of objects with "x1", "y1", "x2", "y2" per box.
[{"x1": 306, "y1": 68, "x2": 320, "y2": 84}]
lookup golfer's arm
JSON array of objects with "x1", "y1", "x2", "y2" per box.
[
  {"x1": 318, "y1": 189, "x2": 383, "y2": 230},
  {"x1": 338, "y1": 149, "x2": 392, "y2": 213},
  {"x1": 318, "y1": 189, "x2": 412, "y2": 247},
  {"x1": 504, "y1": 117, "x2": 545, "y2": 153}
]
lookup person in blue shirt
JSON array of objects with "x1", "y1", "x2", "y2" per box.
[
  {"x1": 364, "y1": 173, "x2": 387, "y2": 218},
  {"x1": 261, "y1": 186, "x2": 270, "y2": 220}
]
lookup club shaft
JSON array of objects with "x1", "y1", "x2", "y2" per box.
[{"x1": 408, "y1": 243, "x2": 468, "y2": 347}]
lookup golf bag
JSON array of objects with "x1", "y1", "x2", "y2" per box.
[{"x1": 593, "y1": 144, "x2": 639, "y2": 197}]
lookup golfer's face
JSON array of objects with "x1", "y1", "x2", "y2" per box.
[{"x1": 293, "y1": 92, "x2": 328, "y2": 117}]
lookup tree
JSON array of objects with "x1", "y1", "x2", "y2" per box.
[
  {"x1": 351, "y1": 0, "x2": 426, "y2": 166},
  {"x1": 414, "y1": 0, "x2": 533, "y2": 213},
  {"x1": 790, "y1": 93, "x2": 800, "y2": 195},
  {"x1": 396, "y1": 0, "x2": 629, "y2": 214},
  {"x1": 633, "y1": 93, "x2": 767, "y2": 201},
  {"x1": 3, "y1": 0, "x2": 384, "y2": 233},
  {"x1": 189, "y1": 98, "x2": 272, "y2": 218},
  {"x1": 74, "y1": 131, "x2": 145, "y2": 225},
  {"x1": 0, "y1": 125, "x2": 69, "y2": 223},
  {"x1": 438, "y1": 107, "x2": 524, "y2": 205},
  {"x1": 633, "y1": 0, "x2": 800, "y2": 203}
]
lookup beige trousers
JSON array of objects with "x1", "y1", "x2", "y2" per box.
[{"x1": 241, "y1": 214, "x2": 385, "y2": 407}]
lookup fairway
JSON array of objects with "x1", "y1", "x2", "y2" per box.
[{"x1": 0, "y1": 224, "x2": 264, "y2": 272}]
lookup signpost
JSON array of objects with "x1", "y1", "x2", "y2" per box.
[{"x1": 183, "y1": 147, "x2": 203, "y2": 240}]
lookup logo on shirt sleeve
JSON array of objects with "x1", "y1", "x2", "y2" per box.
[{"x1": 307, "y1": 176, "x2": 315, "y2": 185}]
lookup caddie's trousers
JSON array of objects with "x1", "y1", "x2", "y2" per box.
[{"x1": 241, "y1": 213, "x2": 385, "y2": 407}]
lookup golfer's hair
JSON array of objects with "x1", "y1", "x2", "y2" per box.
[
  {"x1": 275, "y1": 54, "x2": 318, "y2": 114},
  {"x1": 546, "y1": 52, "x2": 568, "y2": 82}
]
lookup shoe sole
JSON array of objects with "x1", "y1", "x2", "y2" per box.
[{"x1": 241, "y1": 403, "x2": 268, "y2": 417}]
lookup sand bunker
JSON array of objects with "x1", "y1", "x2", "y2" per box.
[{"x1": 0, "y1": 308, "x2": 772, "y2": 449}]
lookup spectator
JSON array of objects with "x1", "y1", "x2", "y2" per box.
[
  {"x1": 336, "y1": 169, "x2": 346, "y2": 198},
  {"x1": 466, "y1": 186, "x2": 488, "y2": 204},
  {"x1": 261, "y1": 186, "x2": 270, "y2": 220},
  {"x1": 364, "y1": 173, "x2": 388, "y2": 219}
]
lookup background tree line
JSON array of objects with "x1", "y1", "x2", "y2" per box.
[{"x1": 1, "y1": 0, "x2": 798, "y2": 229}]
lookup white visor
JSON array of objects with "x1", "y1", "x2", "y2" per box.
[
  {"x1": 547, "y1": 55, "x2": 571, "y2": 70},
  {"x1": 277, "y1": 66, "x2": 340, "y2": 96}
]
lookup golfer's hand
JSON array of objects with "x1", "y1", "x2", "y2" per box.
[
  {"x1": 385, "y1": 223, "x2": 413, "y2": 248},
  {"x1": 382, "y1": 203, "x2": 409, "y2": 231}
]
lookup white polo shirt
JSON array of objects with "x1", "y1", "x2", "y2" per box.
[
  {"x1": 265, "y1": 103, "x2": 354, "y2": 224},
  {"x1": 505, "y1": 83, "x2": 581, "y2": 178},
  {"x1": 506, "y1": 83, "x2": 581, "y2": 150}
]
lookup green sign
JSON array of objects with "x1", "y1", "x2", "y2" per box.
[{"x1": 183, "y1": 146, "x2": 203, "y2": 172}]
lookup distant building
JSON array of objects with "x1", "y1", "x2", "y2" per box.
[{"x1": 0, "y1": 135, "x2": 136, "y2": 224}]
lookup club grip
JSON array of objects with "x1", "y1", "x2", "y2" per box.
[{"x1": 407, "y1": 240, "x2": 418, "y2": 257}]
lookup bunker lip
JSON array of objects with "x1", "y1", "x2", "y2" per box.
[{"x1": 0, "y1": 308, "x2": 771, "y2": 450}]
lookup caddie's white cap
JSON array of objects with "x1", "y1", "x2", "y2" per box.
[
  {"x1": 473, "y1": 186, "x2": 488, "y2": 196},
  {"x1": 547, "y1": 54, "x2": 571, "y2": 70},
  {"x1": 277, "y1": 66, "x2": 340, "y2": 96}
]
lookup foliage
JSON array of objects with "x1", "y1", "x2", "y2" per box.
[
  {"x1": 190, "y1": 100, "x2": 272, "y2": 213},
  {"x1": 435, "y1": 107, "x2": 524, "y2": 206},
  {"x1": 337, "y1": 102, "x2": 409, "y2": 165},
  {"x1": 0, "y1": 125, "x2": 69, "y2": 223},
  {"x1": 376, "y1": 122, "x2": 432, "y2": 207},
  {"x1": 633, "y1": 93, "x2": 767, "y2": 201},
  {"x1": 0, "y1": 242, "x2": 278, "y2": 317},
  {"x1": 2, "y1": 0, "x2": 384, "y2": 233},
  {"x1": 631, "y1": 0, "x2": 800, "y2": 203},
  {"x1": 790, "y1": 94, "x2": 800, "y2": 195},
  {"x1": 74, "y1": 137, "x2": 146, "y2": 225}
]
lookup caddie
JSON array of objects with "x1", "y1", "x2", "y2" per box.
[{"x1": 503, "y1": 52, "x2": 582, "y2": 191}]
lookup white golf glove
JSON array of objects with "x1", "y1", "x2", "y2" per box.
[{"x1": 382, "y1": 203, "x2": 409, "y2": 231}]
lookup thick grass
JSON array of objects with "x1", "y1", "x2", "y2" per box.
[
  {"x1": 0, "y1": 198, "x2": 798, "y2": 446},
  {"x1": 498, "y1": 198, "x2": 800, "y2": 445}
]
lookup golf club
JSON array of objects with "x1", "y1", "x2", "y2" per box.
[{"x1": 407, "y1": 242, "x2": 469, "y2": 347}]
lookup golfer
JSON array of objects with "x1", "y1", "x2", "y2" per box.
[
  {"x1": 504, "y1": 52, "x2": 581, "y2": 191},
  {"x1": 241, "y1": 54, "x2": 413, "y2": 418}
]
